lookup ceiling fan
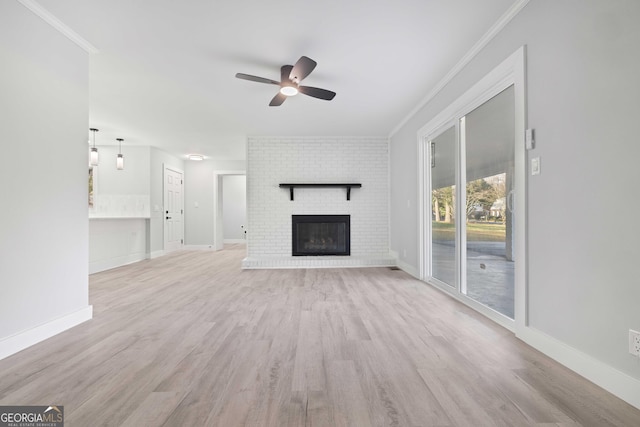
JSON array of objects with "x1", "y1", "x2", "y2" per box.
[{"x1": 235, "y1": 56, "x2": 336, "y2": 106}]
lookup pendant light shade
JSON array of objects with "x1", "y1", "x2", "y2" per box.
[
  {"x1": 116, "y1": 138, "x2": 124, "y2": 170},
  {"x1": 89, "y1": 128, "x2": 99, "y2": 166},
  {"x1": 90, "y1": 147, "x2": 99, "y2": 166}
]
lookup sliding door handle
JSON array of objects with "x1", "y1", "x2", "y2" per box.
[{"x1": 506, "y1": 190, "x2": 515, "y2": 214}]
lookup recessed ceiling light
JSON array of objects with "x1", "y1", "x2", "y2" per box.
[{"x1": 188, "y1": 154, "x2": 204, "y2": 161}]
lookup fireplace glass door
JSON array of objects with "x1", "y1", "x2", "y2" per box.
[{"x1": 292, "y1": 215, "x2": 350, "y2": 256}]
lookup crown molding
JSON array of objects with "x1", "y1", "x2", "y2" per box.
[
  {"x1": 389, "y1": 0, "x2": 530, "y2": 137},
  {"x1": 17, "y1": 0, "x2": 99, "y2": 54}
]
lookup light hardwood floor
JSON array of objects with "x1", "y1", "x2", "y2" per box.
[{"x1": 1, "y1": 244, "x2": 639, "y2": 426}]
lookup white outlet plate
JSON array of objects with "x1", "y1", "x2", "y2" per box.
[{"x1": 629, "y1": 329, "x2": 640, "y2": 356}]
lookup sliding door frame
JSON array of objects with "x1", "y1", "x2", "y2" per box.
[{"x1": 417, "y1": 46, "x2": 527, "y2": 331}]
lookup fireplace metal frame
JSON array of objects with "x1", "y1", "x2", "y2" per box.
[{"x1": 292, "y1": 214, "x2": 350, "y2": 256}]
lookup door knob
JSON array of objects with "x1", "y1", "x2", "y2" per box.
[{"x1": 166, "y1": 216, "x2": 172, "y2": 220}]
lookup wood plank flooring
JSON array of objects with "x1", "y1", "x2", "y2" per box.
[{"x1": 1, "y1": 244, "x2": 639, "y2": 426}]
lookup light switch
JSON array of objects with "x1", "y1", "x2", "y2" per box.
[
  {"x1": 194, "y1": 201, "x2": 199, "y2": 208},
  {"x1": 531, "y1": 157, "x2": 541, "y2": 175}
]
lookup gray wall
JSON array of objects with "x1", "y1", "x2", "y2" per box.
[
  {"x1": 0, "y1": 2, "x2": 90, "y2": 339},
  {"x1": 390, "y1": 0, "x2": 640, "y2": 380}
]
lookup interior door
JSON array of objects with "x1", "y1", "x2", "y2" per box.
[{"x1": 164, "y1": 166, "x2": 184, "y2": 252}]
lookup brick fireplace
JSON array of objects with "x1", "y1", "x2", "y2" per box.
[{"x1": 242, "y1": 136, "x2": 394, "y2": 269}]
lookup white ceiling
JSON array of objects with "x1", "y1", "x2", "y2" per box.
[{"x1": 34, "y1": 0, "x2": 521, "y2": 161}]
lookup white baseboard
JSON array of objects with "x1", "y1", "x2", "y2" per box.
[
  {"x1": 518, "y1": 326, "x2": 640, "y2": 410},
  {"x1": 149, "y1": 250, "x2": 165, "y2": 259},
  {"x1": 183, "y1": 245, "x2": 216, "y2": 250},
  {"x1": 89, "y1": 253, "x2": 147, "y2": 274},
  {"x1": 396, "y1": 259, "x2": 420, "y2": 279},
  {"x1": 0, "y1": 305, "x2": 93, "y2": 361},
  {"x1": 242, "y1": 255, "x2": 396, "y2": 269},
  {"x1": 388, "y1": 250, "x2": 420, "y2": 278},
  {"x1": 223, "y1": 239, "x2": 247, "y2": 244}
]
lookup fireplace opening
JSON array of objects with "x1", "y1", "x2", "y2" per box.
[{"x1": 292, "y1": 215, "x2": 350, "y2": 256}]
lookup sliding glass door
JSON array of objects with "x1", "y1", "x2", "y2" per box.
[
  {"x1": 419, "y1": 47, "x2": 525, "y2": 328},
  {"x1": 430, "y1": 126, "x2": 457, "y2": 287},
  {"x1": 425, "y1": 86, "x2": 517, "y2": 320},
  {"x1": 462, "y1": 86, "x2": 515, "y2": 318}
]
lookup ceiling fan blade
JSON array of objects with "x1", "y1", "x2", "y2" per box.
[
  {"x1": 269, "y1": 92, "x2": 287, "y2": 106},
  {"x1": 235, "y1": 73, "x2": 280, "y2": 85},
  {"x1": 299, "y1": 86, "x2": 336, "y2": 101},
  {"x1": 280, "y1": 65, "x2": 293, "y2": 83},
  {"x1": 290, "y1": 56, "x2": 317, "y2": 82}
]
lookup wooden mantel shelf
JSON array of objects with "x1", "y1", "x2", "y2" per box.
[{"x1": 279, "y1": 183, "x2": 362, "y2": 201}]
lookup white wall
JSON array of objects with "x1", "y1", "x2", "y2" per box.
[
  {"x1": 222, "y1": 175, "x2": 246, "y2": 241},
  {"x1": 94, "y1": 146, "x2": 150, "y2": 194},
  {"x1": 88, "y1": 145, "x2": 151, "y2": 272},
  {"x1": 389, "y1": 0, "x2": 640, "y2": 404},
  {"x1": 245, "y1": 137, "x2": 393, "y2": 268},
  {"x1": 88, "y1": 146, "x2": 187, "y2": 269},
  {"x1": 89, "y1": 218, "x2": 148, "y2": 273},
  {"x1": 90, "y1": 145, "x2": 151, "y2": 218},
  {"x1": 0, "y1": 2, "x2": 91, "y2": 357}
]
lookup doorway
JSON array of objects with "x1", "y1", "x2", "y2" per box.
[{"x1": 213, "y1": 170, "x2": 246, "y2": 250}]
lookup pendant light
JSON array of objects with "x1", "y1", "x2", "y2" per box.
[
  {"x1": 116, "y1": 138, "x2": 124, "y2": 170},
  {"x1": 89, "y1": 128, "x2": 99, "y2": 166}
]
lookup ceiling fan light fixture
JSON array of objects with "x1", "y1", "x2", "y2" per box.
[{"x1": 280, "y1": 86, "x2": 298, "y2": 97}]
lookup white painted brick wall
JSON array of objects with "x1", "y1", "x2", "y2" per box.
[{"x1": 246, "y1": 136, "x2": 391, "y2": 267}]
